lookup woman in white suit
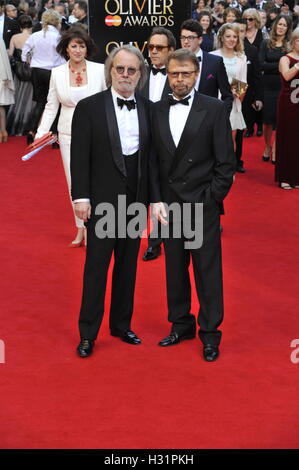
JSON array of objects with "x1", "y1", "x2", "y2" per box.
[
  {"x1": 211, "y1": 23, "x2": 247, "y2": 149},
  {"x1": 35, "y1": 25, "x2": 106, "y2": 246}
]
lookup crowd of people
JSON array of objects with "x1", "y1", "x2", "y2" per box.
[{"x1": 1, "y1": 0, "x2": 299, "y2": 360}]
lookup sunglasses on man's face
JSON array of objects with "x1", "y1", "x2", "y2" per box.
[
  {"x1": 147, "y1": 44, "x2": 169, "y2": 52},
  {"x1": 113, "y1": 66, "x2": 139, "y2": 76}
]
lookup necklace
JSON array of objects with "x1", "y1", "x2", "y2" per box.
[{"x1": 69, "y1": 63, "x2": 86, "y2": 86}]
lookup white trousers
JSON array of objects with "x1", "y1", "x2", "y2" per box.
[{"x1": 59, "y1": 133, "x2": 84, "y2": 229}]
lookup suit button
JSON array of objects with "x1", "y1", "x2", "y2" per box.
[
  {"x1": 182, "y1": 181, "x2": 186, "y2": 185},
  {"x1": 187, "y1": 158, "x2": 193, "y2": 163},
  {"x1": 168, "y1": 179, "x2": 173, "y2": 184}
]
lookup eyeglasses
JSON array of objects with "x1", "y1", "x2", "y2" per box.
[
  {"x1": 179, "y1": 35, "x2": 199, "y2": 42},
  {"x1": 245, "y1": 18, "x2": 254, "y2": 21},
  {"x1": 168, "y1": 71, "x2": 197, "y2": 79},
  {"x1": 113, "y1": 66, "x2": 139, "y2": 76},
  {"x1": 147, "y1": 44, "x2": 169, "y2": 52}
]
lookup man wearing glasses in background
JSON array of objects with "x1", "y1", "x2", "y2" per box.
[
  {"x1": 71, "y1": 46, "x2": 151, "y2": 358},
  {"x1": 180, "y1": 19, "x2": 233, "y2": 113},
  {"x1": 141, "y1": 27, "x2": 176, "y2": 262}
]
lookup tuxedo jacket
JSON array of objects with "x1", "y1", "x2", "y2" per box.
[
  {"x1": 36, "y1": 60, "x2": 106, "y2": 138},
  {"x1": 150, "y1": 91, "x2": 235, "y2": 210},
  {"x1": 140, "y1": 68, "x2": 172, "y2": 101},
  {"x1": 71, "y1": 88, "x2": 150, "y2": 209},
  {"x1": 3, "y1": 16, "x2": 20, "y2": 49},
  {"x1": 198, "y1": 51, "x2": 233, "y2": 114},
  {"x1": 244, "y1": 42, "x2": 263, "y2": 102}
]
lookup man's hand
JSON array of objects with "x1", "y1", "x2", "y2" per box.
[
  {"x1": 74, "y1": 202, "x2": 91, "y2": 222},
  {"x1": 152, "y1": 202, "x2": 168, "y2": 226}
]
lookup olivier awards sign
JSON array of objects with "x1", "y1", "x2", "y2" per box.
[{"x1": 89, "y1": 0, "x2": 192, "y2": 62}]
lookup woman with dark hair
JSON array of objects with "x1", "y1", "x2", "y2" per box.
[
  {"x1": 223, "y1": 7, "x2": 241, "y2": 24},
  {"x1": 275, "y1": 28, "x2": 299, "y2": 189},
  {"x1": 259, "y1": 14, "x2": 293, "y2": 162},
  {"x1": 197, "y1": 10, "x2": 215, "y2": 51},
  {"x1": 7, "y1": 14, "x2": 33, "y2": 135},
  {"x1": 192, "y1": 0, "x2": 210, "y2": 20},
  {"x1": 35, "y1": 25, "x2": 106, "y2": 247}
]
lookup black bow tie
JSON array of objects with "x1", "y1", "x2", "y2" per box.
[
  {"x1": 168, "y1": 95, "x2": 191, "y2": 106},
  {"x1": 151, "y1": 66, "x2": 167, "y2": 76},
  {"x1": 117, "y1": 97, "x2": 136, "y2": 111}
]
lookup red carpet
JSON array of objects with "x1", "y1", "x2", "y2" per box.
[{"x1": 1, "y1": 136, "x2": 299, "y2": 449}]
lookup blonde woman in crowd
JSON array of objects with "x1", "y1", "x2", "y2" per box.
[
  {"x1": 22, "y1": 9, "x2": 65, "y2": 144},
  {"x1": 211, "y1": 23, "x2": 247, "y2": 149}
]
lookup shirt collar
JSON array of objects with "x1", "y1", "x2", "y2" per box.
[
  {"x1": 172, "y1": 88, "x2": 195, "y2": 102},
  {"x1": 111, "y1": 87, "x2": 135, "y2": 103}
]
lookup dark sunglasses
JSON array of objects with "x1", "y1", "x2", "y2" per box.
[
  {"x1": 147, "y1": 44, "x2": 169, "y2": 52},
  {"x1": 245, "y1": 18, "x2": 254, "y2": 21}
]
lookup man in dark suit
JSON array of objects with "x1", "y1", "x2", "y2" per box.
[
  {"x1": 71, "y1": 45, "x2": 150, "y2": 358},
  {"x1": 141, "y1": 27, "x2": 175, "y2": 262},
  {"x1": 0, "y1": 0, "x2": 20, "y2": 49},
  {"x1": 73, "y1": 1, "x2": 88, "y2": 25},
  {"x1": 180, "y1": 19, "x2": 233, "y2": 114},
  {"x1": 150, "y1": 49, "x2": 235, "y2": 362}
]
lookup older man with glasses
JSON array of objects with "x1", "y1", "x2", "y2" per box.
[{"x1": 71, "y1": 46, "x2": 151, "y2": 358}]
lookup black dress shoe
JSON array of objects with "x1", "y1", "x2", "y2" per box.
[
  {"x1": 77, "y1": 339, "x2": 94, "y2": 358},
  {"x1": 203, "y1": 344, "x2": 219, "y2": 362},
  {"x1": 142, "y1": 245, "x2": 161, "y2": 261},
  {"x1": 52, "y1": 141, "x2": 60, "y2": 149},
  {"x1": 256, "y1": 129, "x2": 263, "y2": 137},
  {"x1": 158, "y1": 329, "x2": 196, "y2": 347},
  {"x1": 244, "y1": 130, "x2": 253, "y2": 138},
  {"x1": 236, "y1": 165, "x2": 246, "y2": 173},
  {"x1": 110, "y1": 329, "x2": 141, "y2": 345}
]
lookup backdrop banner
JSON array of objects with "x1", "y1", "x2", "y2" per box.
[{"x1": 89, "y1": 0, "x2": 192, "y2": 62}]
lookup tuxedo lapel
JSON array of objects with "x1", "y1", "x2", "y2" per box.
[
  {"x1": 157, "y1": 101, "x2": 176, "y2": 157},
  {"x1": 169, "y1": 93, "x2": 207, "y2": 174},
  {"x1": 104, "y1": 89, "x2": 127, "y2": 177},
  {"x1": 135, "y1": 94, "x2": 148, "y2": 181}
]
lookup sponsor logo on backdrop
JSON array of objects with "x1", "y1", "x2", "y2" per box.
[
  {"x1": 103, "y1": 0, "x2": 174, "y2": 54},
  {"x1": 104, "y1": 0, "x2": 174, "y2": 27}
]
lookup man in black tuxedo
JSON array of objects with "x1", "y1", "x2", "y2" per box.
[
  {"x1": 73, "y1": 1, "x2": 88, "y2": 25},
  {"x1": 71, "y1": 45, "x2": 150, "y2": 358},
  {"x1": 180, "y1": 19, "x2": 233, "y2": 113},
  {"x1": 141, "y1": 26, "x2": 175, "y2": 262},
  {"x1": 0, "y1": 0, "x2": 20, "y2": 48},
  {"x1": 150, "y1": 49, "x2": 235, "y2": 361}
]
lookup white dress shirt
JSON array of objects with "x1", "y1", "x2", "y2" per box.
[
  {"x1": 0, "y1": 14, "x2": 4, "y2": 38},
  {"x1": 111, "y1": 87, "x2": 139, "y2": 156},
  {"x1": 169, "y1": 89, "x2": 195, "y2": 147},
  {"x1": 149, "y1": 67, "x2": 167, "y2": 102},
  {"x1": 21, "y1": 25, "x2": 65, "y2": 69},
  {"x1": 195, "y1": 49, "x2": 203, "y2": 91}
]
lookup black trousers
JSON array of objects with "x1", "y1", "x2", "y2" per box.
[
  {"x1": 78, "y1": 154, "x2": 141, "y2": 341},
  {"x1": 163, "y1": 196, "x2": 223, "y2": 346}
]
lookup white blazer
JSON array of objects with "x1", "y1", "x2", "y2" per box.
[{"x1": 36, "y1": 60, "x2": 106, "y2": 138}]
